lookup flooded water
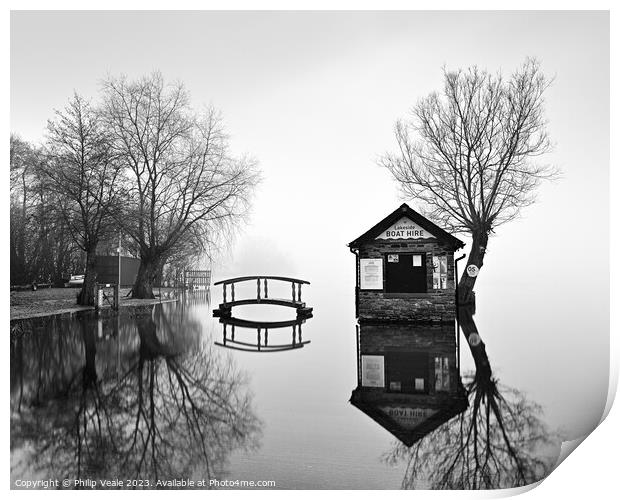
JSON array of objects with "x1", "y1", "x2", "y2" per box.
[{"x1": 10, "y1": 287, "x2": 560, "y2": 489}]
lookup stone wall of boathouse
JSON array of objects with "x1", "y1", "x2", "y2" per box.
[
  {"x1": 355, "y1": 323, "x2": 462, "y2": 399},
  {"x1": 357, "y1": 240, "x2": 457, "y2": 323}
]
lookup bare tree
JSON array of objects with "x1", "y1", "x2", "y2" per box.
[
  {"x1": 384, "y1": 377, "x2": 559, "y2": 489},
  {"x1": 101, "y1": 73, "x2": 259, "y2": 299},
  {"x1": 10, "y1": 135, "x2": 39, "y2": 284},
  {"x1": 10, "y1": 135, "x2": 81, "y2": 286},
  {"x1": 381, "y1": 59, "x2": 557, "y2": 303},
  {"x1": 383, "y1": 306, "x2": 561, "y2": 489},
  {"x1": 43, "y1": 94, "x2": 123, "y2": 305},
  {"x1": 10, "y1": 305, "x2": 260, "y2": 486}
]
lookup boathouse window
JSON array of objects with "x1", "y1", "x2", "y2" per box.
[
  {"x1": 432, "y1": 255, "x2": 448, "y2": 290},
  {"x1": 386, "y1": 352, "x2": 429, "y2": 394},
  {"x1": 434, "y1": 356, "x2": 450, "y2": 391},
  {"x1": 385, "y1": 253, "x2": 427, "y2": 293}
]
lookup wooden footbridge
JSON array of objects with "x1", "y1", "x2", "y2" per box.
[
  {"x1": 212, "y1": 276, "x2": 313, "y2": 319},
  {"x1": 212, "y1": 276, "x2": 313, "y2": 353}
]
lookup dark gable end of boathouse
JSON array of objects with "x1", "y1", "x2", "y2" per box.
[{"x1": 348, "y1": 203, "x2": 465, "y2": 323}]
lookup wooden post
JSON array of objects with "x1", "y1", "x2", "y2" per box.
[
  {"x1": 297, "y1": 283, "x2": 302, "y2": 302},
  {"x1": 257, "y1": 278, "x2": 261, "y2": 301},
  {"x1": 117, "y1": 232, "x2": 122, "y2": 291},
  {"x1": 223, "y1": 283, "x2": 227, "y2": 303},
  {"x1": 292, "y1": 282, "x2": 295, "y2": 302},
  {"x1": 257, "y1": 328, "x2": 261, "y2": 351},
  {"x1": 113, "y1": 284, "x2": 119, "y2": 310},
  {"x1": 264, "y1": 278, "x2": 268, "y2": 298},
  {"x1": 231, "y1": 283, "x2": 235, "y2": 302}
]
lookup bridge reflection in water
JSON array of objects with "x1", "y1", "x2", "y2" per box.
[
  {"x1": 212, "y1": 275, "x2": 313, "y2": 353},
  {"x1": 215, "y1": 316, "x2": 311, "y2": 353},
  {"x1": 350, "y1": 323, "x2": 467, "y2": 447}
]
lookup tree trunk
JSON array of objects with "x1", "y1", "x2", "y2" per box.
[
  {"x1": 154, "y1": 259, "x2": 166, "y2": 288},
  {"x1": 80, "y1": 317, "x2": 98, "y2": 388},
  {"x1": 77, "y1": 250, "x2": 98, "y2": 306},
  {"x1": 457, "y1": 230, "x2": 490, "y2": 306},
  {"x1": 458, "y1": 305, "x2": 492, "y2": 381},
  {"x1": 132, "y1": 255, "x2": 161, "y2": 299},
  {"x1": 136, "y1": 314, "x2": 173, "y2": 359}
]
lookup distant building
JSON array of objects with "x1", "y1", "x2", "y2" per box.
[
  {"x1": 94, "y1": 255, "x2": 141, "y2": 287},
  {"x1": 348, "y1": 203, "x2": 464, "y2": 323}
]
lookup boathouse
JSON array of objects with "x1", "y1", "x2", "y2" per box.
[
  {"x1": 348, "y1": 203, "x2": 464, "y2": 323},
  {"x1": 350, "y1": 323, "x2": 467, "y2": 446}
]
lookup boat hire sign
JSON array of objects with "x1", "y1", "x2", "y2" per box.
[
  {"x1": 376, "y1": 217, "x2": 433, "y2": 240},
  {"x1": 378, "y1": 407, "x2": 438, "y2": 429}
]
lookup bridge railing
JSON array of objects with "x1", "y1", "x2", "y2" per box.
[{"x1": 213, "y1": 276, "x2": 310, "y2": 304}]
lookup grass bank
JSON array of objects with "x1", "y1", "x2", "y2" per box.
[{"x1": 10, "y1": 286, "x2": 180, "y2": 321}]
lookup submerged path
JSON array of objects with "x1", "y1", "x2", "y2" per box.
[{"x1": 10, "y1": 287, "x2": 180, "y2": 321}]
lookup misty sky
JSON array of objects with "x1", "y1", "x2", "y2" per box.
[{"x1": 10, "y1": 11, "x2": 609, "y2": 439}]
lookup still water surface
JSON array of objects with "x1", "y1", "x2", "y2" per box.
[
  {"x1": 11, "y1": 291, "x2": 410, "y2": 489},
  {"x1": 10, "y1": 288, "x2": 557, "y2": 489}
]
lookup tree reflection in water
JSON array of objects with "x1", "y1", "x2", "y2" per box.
[
  {"x1": 383, "y1": 306, "x2": 560, "y2": 489},
  {"x1": 10, "y1": 297, "x2": 261, "y2": 487}
]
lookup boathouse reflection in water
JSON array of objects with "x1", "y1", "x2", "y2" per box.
[
  {"x1": 350, "y1": 323, "x2": 467, "y2": 446},
  {"x1": 378, "y1": 307, "x2": 560, "y2": 489}
]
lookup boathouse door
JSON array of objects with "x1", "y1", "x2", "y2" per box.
[
  {"x1": 386, "y1": 351, "x2": 429, "y2": 394},
  {"x1": 385, "y1": 253, "x2": 427, "y2": 293}
]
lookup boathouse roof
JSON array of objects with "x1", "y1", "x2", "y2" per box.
[
  {"x1": 348, "y1": 203, "x2": 465, "y2": 250},
  {"x1": 349, "y1": 391, "x2": 468, "y2": 447}
]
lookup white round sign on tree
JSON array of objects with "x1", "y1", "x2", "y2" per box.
[
  {"x1": 466, "y1": 264, "x2": 479, "y2": 277},
  {"x1": 468, "y1": 333, "x2": 481, "y2": 346}
]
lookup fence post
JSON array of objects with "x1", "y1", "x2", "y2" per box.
[
  {"x1": 113, "y1": 284, "x2": 119, "y2": 310},
  {"x1": 94, "y1": 283, "x2": 100, "y2": 312}
]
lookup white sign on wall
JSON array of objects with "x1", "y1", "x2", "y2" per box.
[
  {"x1": 361, "y1": 355, "x2": 385, "y2": 387},
  {"x1": 376, "y1": 217, "x2": 433, "y2": 240},
  {"x1": 360, "y1": 258, "x2": 383, "y2": 290}
]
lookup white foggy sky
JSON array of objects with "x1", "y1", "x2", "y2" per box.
[{"x1": 10, "y1": 11, "x2": 609, "y2": 437}]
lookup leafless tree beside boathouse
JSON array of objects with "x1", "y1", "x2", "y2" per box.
[{"x1": 381, "y1": 58, "x2": 557, "y2": 304}]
